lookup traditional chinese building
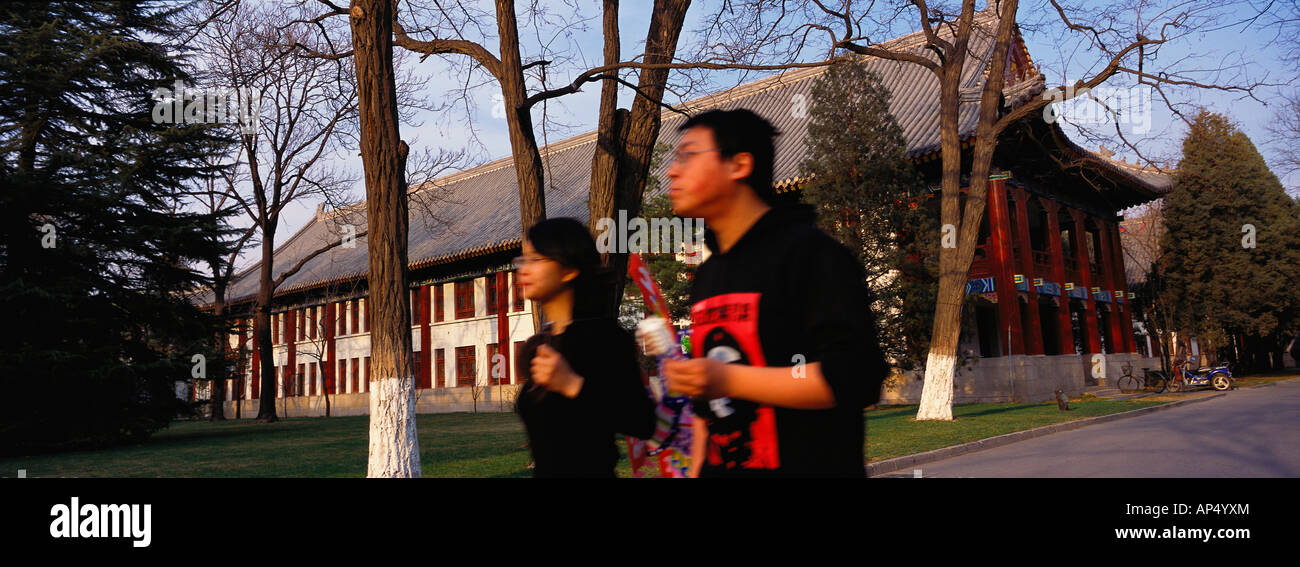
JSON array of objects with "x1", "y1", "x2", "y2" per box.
[{"x1": 205, "y1": 7, "x2": 1169, "y2": 415}]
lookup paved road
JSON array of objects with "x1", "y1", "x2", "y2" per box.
[{"x1": 890, "y1": 379, "x2": 1300, "y2": 477}]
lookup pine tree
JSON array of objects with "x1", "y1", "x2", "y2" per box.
[
  {"x1": 798, "y1": 59, "x2": 939, "y2": 369},
  {"x1": 1160, "y1": 110, "x2": 1300, "y2": 371},
  {"x1": 0, "y1": 1, "x2": 235, "y2": 454}
]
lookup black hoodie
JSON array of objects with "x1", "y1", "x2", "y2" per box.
[{"x1": 688, "y1": 204, "x2": 888, "y2": 477}]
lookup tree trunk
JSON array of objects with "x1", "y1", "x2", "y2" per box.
[
  {"x1": 495, "y1": 0, "x2": 546, "y2": 236},
  {"x1": 916, "y1": 1, "x2": 1017, "y2": 420},
  {"x1": 320, "y1": 361, "x2": 331, "y2": 417},
  {"x1": 255, "y1": 231, "x2": 278, "y2": 423},
  {"x1": 210, "y1": 284, "x2": 228, "y2": 421},
  {"x1": 915, "y1": 11, "x2": 976, "y2": 422},
  {"x1": 588, "y1": 0, "x2": 691, "y2": 317},
  {"x1": 351, "y1": 0, "x2": 421, "y2": 478}
]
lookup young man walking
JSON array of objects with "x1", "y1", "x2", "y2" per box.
[{"x1": 661, "y1": 108, "x2": 889, "y2": 477}]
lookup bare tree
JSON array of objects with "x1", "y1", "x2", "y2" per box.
[
  {"x1": 187, "y1": 2, "x2": 363, "y2": 423},
  {"x1": 348, "y1": 0, "x2": 423, "y2": 477},
  {"x1": 180, "y1": 150, "x2": 259, "y2": 420}
]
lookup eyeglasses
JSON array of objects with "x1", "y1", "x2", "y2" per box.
[
  {"x1": 511, "y1": 255, "x2": 555, "y2": 269},
  {"x1": 670, "y1": 147, "x2": 720, "y2": 166}
]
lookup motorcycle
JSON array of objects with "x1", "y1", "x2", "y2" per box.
[{"x1": 1167, "y1": 356, "x2": 1234, "y2": 392}]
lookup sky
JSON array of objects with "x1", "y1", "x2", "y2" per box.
[{"x1": 240, "y1": 0, "x2": 1300, "y2": 273}]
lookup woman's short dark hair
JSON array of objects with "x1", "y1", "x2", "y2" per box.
[
  {"x1": 679, "y1": 108, "x2": 781, "y2": 204},
  {"x1": 526, "y1": 217, "x2": 615, "y2": 319}
]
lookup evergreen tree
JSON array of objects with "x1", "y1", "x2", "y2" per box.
[
  {"x1": 0, "y1": 1, "x2": 235, "y2": 454},
  {"x1": 619, "y1": 193, "x2": 701, "y2": 326},
  {"x1": 1159, "y1": 110, "x2": 1300, "y2": 371},
  {"x1": 798, "y1": 59, "x2": 938, "y2": 369}
]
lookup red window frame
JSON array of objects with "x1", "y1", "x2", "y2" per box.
[
  {"x1": 337, "y1": 359, "x2": 346, "y2": 395},
  {"x1": 512, "y1": 271, "x2": 525, "y2": 311},
  {"x1": 350, "y1": 300, "x2": 358, "y2": 334},
  {"x1": 514, "y1": 341, "x2": 525, "y2": 382},
  {"x1": 435, "y1": 348, "x2": 445, "y2": 388},
  {"x1": 434, "y1": 285, "x2": 445, "y2": 322},
  {"x1": 486, "y1": 273, "x2": 499, "y2": 315},
  {"x1": 364, "y1": 356, "x2": 371, "y2": 391},
  {"x1": 455, "y1": 346, "x2": 476, "y2": 387},
  {"x1": 414, "y1": 350, "x2": 427, "y2": 389},
  {"x1": 454, "y1": 281, "x2": 474, "y2": 319},
  {"x1": 350, "y1": 359, "x2": 359, "y2": 393}
]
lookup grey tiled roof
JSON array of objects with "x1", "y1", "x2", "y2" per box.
[{"x1": 215, "y1": 8, "x2": 1167, "y2": 305}]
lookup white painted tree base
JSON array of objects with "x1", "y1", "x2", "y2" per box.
[
  {"x1": 916, "y1": 351, "x2": 955, "y2": 421},
  {"x1": 367, "y1": 374, "x2": 422, "y2": 477}
]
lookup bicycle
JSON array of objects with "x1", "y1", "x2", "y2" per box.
[
  {"x1": 1116, "y1": 362, "x2": 1167, "y2": 393},
  {"x1": 1116, "y1": 362, "x2": 1142, "y2": 393}
]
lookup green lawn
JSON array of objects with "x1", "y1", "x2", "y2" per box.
[
  {"x1": 3, "y1": 396, "x2": 1182, "y2": 477},
  {"x1": 2, "y1": 413, "x2": 534, "y2": 478},
  {"x1": 865, "y1": 397, "x2": 1170, "y2": 462}
]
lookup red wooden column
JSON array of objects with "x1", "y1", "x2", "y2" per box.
[
  {"x1": 1043, "y1": 200, "x2": 1076, "y2": 355},
  {"x1": 419, "y1": 284, "x2": 431, "y2": 389},
  {"x1": 1097, "y1": 220, "x2": 1128, "y2": 354},
  {"x1": 1010, "y1": 186, "x2": 1044, "y2": 355},
  {"x1": 1108, "y1": 219, "x2": 1137, "y2": 353},
  {"x1": 1070, "y1": 210, "x2": 1102, "y2": 354},
  {"x1": 986, "y1": 178, "x2": 1024, "y2": 356}
]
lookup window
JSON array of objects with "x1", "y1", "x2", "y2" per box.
[
  {"x1": 455, "y1": 346, "x2": 476, "y2": 387},
  {"x1": 363, "y1": 299, "x2": 369, "y2": 332},
  {"x1": 434, "y1": 285, "x2": 445, "y2": 322},
  {"x1": 308, "y1": 364, "x2": 316, "y2": 396},
  {"x1": 350, "y1": 359, "x2": 359, "y2": 393},
  {"x1": 486, "y1": 273, "x2": 499, "y2": 315},
  {"x1": 513, "y1": 271, "x2": 525, "y2": 311},
  {"x1": 296, "y1": 363, "x2": 305, "y2": 396},
  {"x1": 435, "y1": 348, "x2": 445, "y2": 388},
  {"x1": 364, "y1": 356, "x2": 370, "y2": 391},
  {"x1": 272, "y1": 314, "x2": 279, "y2": 345},
  {"x1": 350, "y1": 300, "x2": 358, "y2": 334},
  {"x1": 410, "y1": 289, "x2": 417, "y2": 322},
  {"x1": 514, "y1": 341, "x2": 525, "y2": 383},
  {"x1": 337, "y1": 359, "x2": 346, "y2": 395},
  {"x1": 455, "y1": 280, "x2": 475, "y2": 319},
  {"x1": 415, "y1": 350, "x2": 427, "y2": 389}
]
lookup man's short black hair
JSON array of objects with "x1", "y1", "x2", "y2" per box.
[{"x1": 679, "y1": 108, "x2": 781, "y2": 204}]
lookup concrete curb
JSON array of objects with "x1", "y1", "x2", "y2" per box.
[{"x1": 866, "y1": 392, "x2": 1226, "y2": 477}]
